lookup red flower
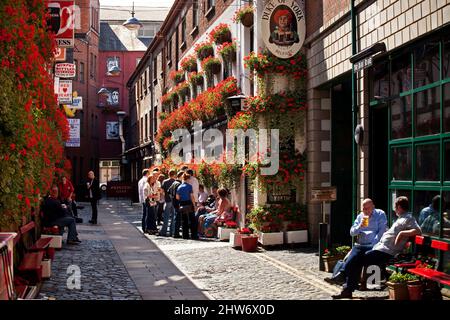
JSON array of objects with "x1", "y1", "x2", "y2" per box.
[{"x1": 10, "y1": 143, "x2": 16, "y2": 150}]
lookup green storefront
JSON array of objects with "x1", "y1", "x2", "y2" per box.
[{"x1": 368, "y1": 26, "x2": 450, "y2": 274}]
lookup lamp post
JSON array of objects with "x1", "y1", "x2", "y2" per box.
[
  {"x1": 123, "y1": 2, "x2": 143, "y2": 31},
  {"x1": 226, "y1": 94, "x2": 246, "y2": 118}
]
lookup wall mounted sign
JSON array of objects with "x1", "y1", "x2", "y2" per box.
[
  {"x1": 354, "y1": 56, "x2": 373, "y2": 73},
  {"x1": 55, "y1": 63, "x2": 76, "y2": 78},
  {"x1": 311, "y1": 187, "x2": 337, "y2": 202},
  {"x1": 54, "y1": 47, "x2": 66, "y2": 61},
  {"x1": 58, "y1": 79, "x2": 72, "y2": 104},
  {"x1": 47, "y1": 1, "x2": 75, "y2": 48},
  {"x1": 66, "y1": 118, "x2": 80, "y2": 147},
  {"x1": 261, "y1": 0, "x2": 306, "y2": 59}
]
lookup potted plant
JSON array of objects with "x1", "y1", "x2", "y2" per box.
[
  {"x1": 387, "y1": 272, "x2": 416, "y2": 300},
  {"x1": 195, "y1": 41, "x2": 214, "y2": 61},
  {"x1": 188, "y1": 71, "x2": 204, "y2": 87},
  {"x1": 233, "y1": 5, "x2": 254, "y2": 27},
  {"x1": 321, "y1": 246, "x2": 351, "y2": 273},
  {"x1": 258, "y1": 223, "x2": 284, "y2": 246},
  {"x1": 218, "y1": 220, "x2": 238, "y2": 241},
  {"x1": 209, "y1": 23, "x2": 232, "y2": 45},
  {"x1": 230, "y1": 227, "x2": 252, "y2": 248},
  {"x1": 406, "y1": 274, "x2": 423, "y2": 300},
  {"x1": 169, "y1": 70, "x2": 185, "y2": 84},
  {"x1": 285, "y1": 222, "x2": 308, "y2": 244},
  {"x1": 217, "y1": 42, "x2": 236, "y2": 62},
  {"x1": 238, "y1": 228, "x2": 258, "y2": 252},
  {"x1": 180, "y1": 54, "x2": 197, "y2": 72},
  {"x1": 174, "y1": 81, "x2": 190, "y2": 104},
  {"x1": 202, "y1": 56, "x2": 221, "y2": 75}
]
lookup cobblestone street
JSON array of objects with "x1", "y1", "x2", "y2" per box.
[{"x1": 39, "y1": 199, "x2": 389, "y2": 300}]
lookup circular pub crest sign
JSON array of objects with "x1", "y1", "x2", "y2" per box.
[{"x1": 261, "y1": 0, "x2": 306, "y2": 59}]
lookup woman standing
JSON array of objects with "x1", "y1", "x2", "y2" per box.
[{"x1": 143, "y1": 173, "x2": 160, "y2": 234}]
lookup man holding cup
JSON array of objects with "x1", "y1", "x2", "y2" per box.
[{"x1": 326, "y1": 199, "x2": 387, "y2": 288}]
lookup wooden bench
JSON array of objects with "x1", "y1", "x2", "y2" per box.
[{"x1": 14, "y1": 222, "x2": 53, "y2": 285}]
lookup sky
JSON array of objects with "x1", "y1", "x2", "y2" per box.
[{"x1": 99, "y1": 0, "x2": 174, "y2": 7}]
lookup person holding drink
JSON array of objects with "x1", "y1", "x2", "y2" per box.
[{"x1": 326, "y1": 199, "x2": 387, "y2": 288}]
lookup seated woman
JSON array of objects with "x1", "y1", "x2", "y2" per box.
[{"x1": 198, "y1": 188, "x2": 233, "y2": 238}]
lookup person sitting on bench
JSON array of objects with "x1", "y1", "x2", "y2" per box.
[
  {"x1": 332, "y1": 196, "x2": 421, "y2": 299},
  {"x1": 42, "y1": 185, "x2": 81, "y2": 245}
]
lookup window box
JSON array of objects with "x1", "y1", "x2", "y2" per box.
[
  {"x1": 258, "y1": 231, "x2": 283, "y2": 246},
  {"x1": 218, "y1": 227, "x2": 236, "y2": 241},
  {"x1": 229, "y1": 231, "x2": 242, "y2": 248},
  {"x1": 284, "y1": 230, "x2": 308, "y2": 244}
]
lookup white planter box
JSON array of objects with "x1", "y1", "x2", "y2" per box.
[
  {"x1": 41, "y1": 259, "x2": 51, "y2": 278},
  {"x1": 40, "y1": 235, "x2": 62, "y2": 249},
  {"x1": 218, "y1": 227, "x2": 236, "y2": 241},
  {"x1": 258, "y1": 231, "x2": 284, "y2": 246},
  {"x1": 230, "y1": 232, "x2": 242, "y2": 247},
  {"x1": 285, "y1": 230, "x2": 308, "y2": 244}
]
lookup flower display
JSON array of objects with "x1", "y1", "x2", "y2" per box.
[
  {"x1": 188, "y1": 71, "x2": 204, "y2": 86},
  {"x1": 217, "y1": 42, "x2": 236, "y2": 62},
  {"x1": 201, "y1": 56, "x2": 222, "y2": 76},
  {"x1": 169, "y1": 69, "x2": 185, "y2": 84},
  {"x1": 224, "y1": 221, "x2": 238, "y2": 228},
  {"x1": 174, "y1": 81, "x2": 190, "y2": 103},
  {"x1": 0, "y1": 0, "x2": 68, "y2": 229},
  {"x1": 248, "y1": 203, "x2": 307, "y2": 233},
  {"x1": 209, "y1": 23, "x2": 232, "y2": 44},
  {"x1": 237, "y1": 227, "x2": 253, "y2": 235},
  {"x1": 194, "y1": 41, "x2": 214, "y2": 60},
  {"x1": 156, "y1": 77, "x2": 238, "y2": 147},
  {"x1": 244, "y1": 51, "x2": 307, "y2": 79},
  {"x1": 180, "y1": 54, "x2": 197, "y2": 72},
  {"x1": 227, "y1": 111, "x2": 257, "y2": 130},
  {"x1": 244, "y1": 91, "x2": 307, "y2": 114},
  {"x1": 232, "y1": 5, "x2": 254, "y2": 26}
]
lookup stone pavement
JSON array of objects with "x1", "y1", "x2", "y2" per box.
[
  {"x1": 39, "y1": 199, "x2": 389, "y2": 300},
  {"x1": 39, "y1": 199, "x2": 208, "y2": 300}
]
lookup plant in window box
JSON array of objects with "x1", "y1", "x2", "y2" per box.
[
  {"x1": 209, "y1": 23, "x2": 232, "y2": 45},
  {"x1": 233, "y1": 4, "x2": 254, "y2": 27},
  {"x1": 169, "y1": 70, "x2": 185, "y2": 84},
  {"x1": 188, "y1": 71, "x2": 204, "y2": 87},
  {"x1": 218, "y1": 220, "x2": 238, "y2": 241},
  {"x1": 180, "y1": 54, "x2": 198, "y2": 72},
  {"x1": 227, "y1": 111, "x2": 257, "y2": 130},
  {"x1": 285, "y1": 222, "x2": 308, "y2": 244},
  {"x1": 195, "y1": 41, "x2": 214, "y2": 61},
  {"x1": 168, "y1": 90, "x2": 179, "y2": 106},
  {"x1": 217, "y1": 42, "x2": 236, "y2": 63},
  {"x1": 174, "y1": 81, "x2": 190, "y2": 104},
  {"x1": 230, "y1": 227, "x2": 252, "y2": 248},
  {"x1": 158, "y1": 111, "x2": 169, "y2": 121},
  {"x1": 161, "y1": 92, "x2": 172, "y2": 108},
  {"x1": 202, "y1": 56, "x2": 221, "y2": 75},
  {"x1": 257, "y1": 223, "x2": 284, "y2": 246}
]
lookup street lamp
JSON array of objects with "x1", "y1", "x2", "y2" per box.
[
  {"x1": 226, "y1": 94, "x2": 246, "y2": 118},
  {"x1": 123, "y1": 2, "x2": 143, "y2": 31}
]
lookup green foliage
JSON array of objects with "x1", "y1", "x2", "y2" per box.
[{"x1": 388, "y1": 272, "x2": 419, "y2": 283}]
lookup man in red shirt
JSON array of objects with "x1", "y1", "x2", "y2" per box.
[{"x1": 58, "y1": 175, "x2": 74, "y2": 214}]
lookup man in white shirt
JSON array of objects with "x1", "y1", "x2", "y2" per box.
[
  {"x1": 186, "y1": 169, "x2": 199, "y2": 205},
  {"x1": 138, "y1": 169, "x2": 149, "y2": 232}
]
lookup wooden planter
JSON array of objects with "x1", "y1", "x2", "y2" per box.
[
  {"x1": 240, "y1": 12, "x2": 254, "y2": 27},
  {"x1": 218, "y1": 227, "x2": 236, "y2": 241},
  {"x1": 387, "y1": 282, "x2": 409, "y2": 300},
  {"x1": 322, "y1": 255, "x2": 344, "y2": 273},
  {"x1": 285, "y1": 230, "x2": 308, "y2": 244},
  {"x1": 230, "y1": 232, "x2": 242, "y2": 248},
  {"x1": 258, "y1": 231, "x2": 284, "y2": 246}
]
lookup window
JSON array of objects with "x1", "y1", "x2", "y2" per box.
[
  {"x1": 181, "y1": 17, "x2": 186, "y2": 46},
  {"x1": 144, "y1": 69, "x2": 148, "y2": 93},
  {"x1": 73, "y1": 59, "x2": 78, "y2": 81},
  {"x1": 192, "y1": 1, "x2": 199, "y2": 28},
  {"x1": 140, "y1": 117, "x2": 144, "y2": 142},
  {"x1": 145, "y1": 114, "x2": 148, "y2": 140},
  {"x1": 207, "y1": 0, "x2": 215, "y2": 10},
  {"x1": 138, "y1": 25, "x2": 156, "y2": 38},
  {"x1": 79, "y1": 62, "x2": 85, "y2": 83},
  {"x1": 91, "y1": 5, "x2": 99, "y2": 32},
  {"x1": 153, "y1": 106, "x2": 158, "y2": 135},
  {"x1": 90, "y1": 53, "x2": 94, "y2": 78},
  {"x1": 94, "y1": 55, "x2": 97, "y2": 80},
  {"x1": 414, "y1": 87, "x2": 440, "y2": 136},
  {"x1": 416, "y1": 144, "x2": 440, "y2": 181},
  {"x1": 391, "y1": 147, "x2": 412, "y2": 181},
  {"x1": 153, "y1": 58, "x2": 157, "y2": 80}
]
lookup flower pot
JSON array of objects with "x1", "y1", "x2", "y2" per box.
[
  {"x1": 240, "y1": 12, "x2": 254, "y2": 27},
  {"x1": 241, "y1": 235, "x2": 258, "y2": 252},
  {"x1": 230, "y1": 232, "x2": 242, "y2": 248},
  {"x1": 285, "y1": 230, "x2": 308, "y2": 244},
  {"x1": 198, "y1": 47, "x2": 214, "y2": 60},
  {"x1": 322, "y1": 256, "x2": 341, "y2": 273},
  {"x1": 215, "y1": 30, "x2": 232, "y2": 45},
  {"x1": 258, "y1": 231, "x2": 284, "y2": 246},
  {"x1": 407, "y1": 282, "x2": 423, "y2": 300},
  {"x1": 218, "y1": 227, "x2": 236, "y2": 241},
  {"x1": 387, "y1": 282, "x2": 409, "y2": 300}
]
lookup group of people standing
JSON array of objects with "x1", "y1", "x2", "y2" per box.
[{"x1": 138, "y1": 167, "x2": 235, "y2": 240}]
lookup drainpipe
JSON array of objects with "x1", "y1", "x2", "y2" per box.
[
  {"x1": 117, "y1": 111, "x2": 127, "y2": 171},
  {"x1": 351, "y1": 0, "x2": 358, "y2": 222}
]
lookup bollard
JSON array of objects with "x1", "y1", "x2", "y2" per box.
[{"x1": 319, "y1": 222, "x2": 328, "y2": 271}]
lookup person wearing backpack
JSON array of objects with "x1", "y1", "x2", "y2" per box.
[
  {"x1": 168, "y1": 171, "x2": 184, "y2": 238},
  {"x1": 159, "y1": 169, "x2": 176, "y2": 236}
]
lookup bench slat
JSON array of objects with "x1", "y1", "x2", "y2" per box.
[
  {"x1": 18, "y1": 252, "x2": 44, "y2": 271},
  {"x1": 430, "y1": 240, "x2": 450, "y2": 251},
  {"x1": 19, "y1": 222, "x2": 35, "y2": 235},
  {"x1": 408, "y1": 268, "x2": 450, "y2": 286},
  {"x1": 30, "y1": 238, "x2": 52, "y2": 250}
]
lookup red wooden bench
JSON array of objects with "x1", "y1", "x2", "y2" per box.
[{"x1": 407, "y1": 238, "x2": 450, "y2": 287}]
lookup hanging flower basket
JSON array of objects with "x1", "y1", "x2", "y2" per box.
[
  {"x1": 217, "y1": 42, "x2": 236, "y2": 62},
  {"x1": 169, "y1": 70, "x2": 185, "y2": 84},
  {"x1": 180, "y1": 54, "x2": 198, "y2": 72},
  {"x1": 202, "y1": 56, "x2": 221, "y2": 75},
  {"x1": 188, "y1": 72, "x2": 204, "y2": 86},
  {"x1": 195, "y1": 42, "x2": 214, "y2": 60},
  {"x1": 233, "y1": 5, "x2": 254, "y2": 28},
  {"x1": 209, "y1": 23, "x2": 232, "y2": 45}
]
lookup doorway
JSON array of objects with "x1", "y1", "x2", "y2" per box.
[{"x1": 331, "y1": 77, "x2": 353, "y2": 246}]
